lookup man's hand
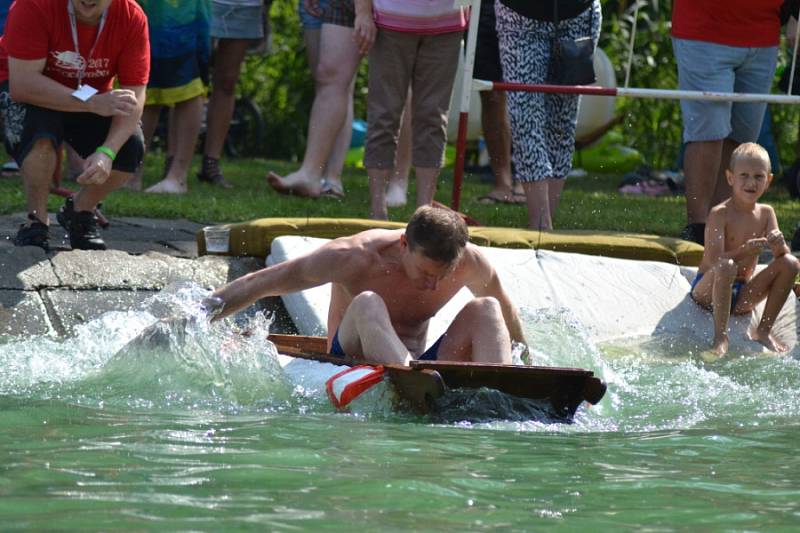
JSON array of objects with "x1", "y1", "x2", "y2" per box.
[
  {"x1": 304, "y1": 0, "x2": 322, "y2": 17},
  {"x1": 352, "y1": 13, "x2": 376, "y2": 55},
  {"x1": 87, "y1": 89, "x2": 138, "y2": 117},
  {"x1": 75, "y1": 151, "x2": 112, "y2": 185},
  {"x1": 201, "y1": 295, "x2": 226, "y2": 321}
]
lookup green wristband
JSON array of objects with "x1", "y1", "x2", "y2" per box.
[{"x1": 95, "y1": 146, "x2": 116, "y2": 161}]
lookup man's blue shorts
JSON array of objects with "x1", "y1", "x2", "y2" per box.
[
  {"x1": 329, "y1": 330, "x2": 444, "y2": 361},
  {"x1": 672, "y1": 37, "x2": 777, "y2": 144}
]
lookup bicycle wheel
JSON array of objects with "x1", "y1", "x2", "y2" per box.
[{"x1": 224, "y1": 97, "x2": 265, "y2": 158}]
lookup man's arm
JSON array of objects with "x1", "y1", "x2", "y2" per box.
[
  {"x1": 8, "y1": 57, "x2": 138, "y2": 116},
  {"x1": 207, "y1": 241, "x2": 361, "y2": 321},
  {"x1": 75, "y1": 83, "x2": 146, "y2": 186},
  {"x1": 465, "y1": 250, "x2": 527, "y2": 347}
]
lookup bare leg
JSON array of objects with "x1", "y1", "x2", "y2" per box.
[
  {"x1": 709, "y1": 259, "x2": 737, "y2": 356},
  {"x1": 522, "y1": 180, "x2": 553, "y2": 230},
  {"x1": 267, "y1": 24, "x2": 361, "y2": 198},
  {"x1": 204, "y1": 38, "x2": 251, "y2": 160},
  {"x1": 146, "y1": 96, "x2": 204, "y2": 194},
  {"x1": 21, "y1": 138, "x2": 58, "y2": 224},
  {"x1": 131, "y1": 104, "x2": 165, "y2": 191},
  {"x1": 335, "y1": 291, "x2": 412, "y2": 365},
  {"x1": 368, "y1": 167, "x2": 391, "y2": 219},
  {"x1": 479, "y1": 91, "x2": 519, "y2": 202},
  {"x1": 684, "y1": 139, "x2": 724, "y2": 224},
  {"x1": 436, "y1": 297, "x2": 512, "y2": 363},
  {"x1": 387, "y1": 91, "x2": 413, "y2": 208},
  {"x1": 414, "y1": 167, "x2": 440, "y2": 208},
  {"x1": 737, "y1": 254, "x2": 800, "y2": 352},
  {"x1": 321, "y1": 76, "x2": 354, "y2": 194},
  {"x1": 73, "y1": 171, "x2": 134, "y2": 212},
  {"x1": 548, "y1": 178, "x2": 565, "y2": 219},
  {"x1": 711, "y1": 138, "x2": 738, "y2": 207}
]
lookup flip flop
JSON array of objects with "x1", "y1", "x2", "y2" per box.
[{"x1": 320, "y1": 179, "x2": 345, "y2": 199}]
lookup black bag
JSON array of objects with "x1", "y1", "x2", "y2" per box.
[{"x1": 548, "y1": 1, "x2": 596, "y2": 85}]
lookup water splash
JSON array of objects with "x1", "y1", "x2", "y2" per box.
[{"x1": 1, "y1": 290, "x2": 799, "y2": 431}]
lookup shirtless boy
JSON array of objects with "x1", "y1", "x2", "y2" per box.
[
  {"x1": 690, "y1": 142, "x2": 800, "y2": 357},
  {"x1": 206, "y1": 206, "x2": 527, "y2": 366}
]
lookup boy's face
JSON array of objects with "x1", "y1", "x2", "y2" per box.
[{"x1": 726, "y1": 156, "x2": 772, "y2": 203}]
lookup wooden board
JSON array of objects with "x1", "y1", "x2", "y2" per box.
[{"x1": 268, "y1": 334, "x2": 606, "y2": 420}]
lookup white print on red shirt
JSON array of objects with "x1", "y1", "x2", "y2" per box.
[{"x1": 48, "y1": 50, "x2": 110, "y2": 80}]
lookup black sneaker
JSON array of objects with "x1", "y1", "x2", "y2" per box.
[
  {"x1": 13, "y1": 213, "x2": 49, "y2": 251},
  {"x1": 57, "y1": 197, "x2": 106, "y2": 250},
  {"x1": 198, "y1": 156, "x2": 233, "y2": 189},
  {"x1": 680, "y1": 223, "x2": 705, "y2": 246}
]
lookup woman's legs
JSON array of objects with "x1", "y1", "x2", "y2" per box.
[
  {"x1": 146, "y1": 95, "x2": 204, "y2": 193},
  {"x1": 267, "y1": 23, "x2": 361, "y2": 197},
  {"x1": 200, "y1": 37, "x2": 253, "y2": 187}
]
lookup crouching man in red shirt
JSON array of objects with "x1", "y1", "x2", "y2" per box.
[{"x1": 1, "y1": 0, "x2": 150, "y2": 251}]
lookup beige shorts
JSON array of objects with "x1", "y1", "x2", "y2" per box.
[{"x1": 364, "y1": 29, "x2": 462, "y2": 169}]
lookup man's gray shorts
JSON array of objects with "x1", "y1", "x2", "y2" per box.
[{"x1": 672, "y1": 37, "x2": 777, "y2": 143}]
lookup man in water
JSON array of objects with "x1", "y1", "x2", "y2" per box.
[{"x1": 206, "y1": 205, "x2": 527, "y2": 366}]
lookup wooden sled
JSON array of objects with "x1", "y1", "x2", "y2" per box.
[{"x1": 269, "y1": 334, "x2": 607, "y2": 422}]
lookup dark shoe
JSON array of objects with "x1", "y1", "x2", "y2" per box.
[
  {"x1": 57, "y1": 197, "x2": 106, "y2": 250},
  {"x1": 13, "y1": 213, "x2": 49, "y2": 251},
  {"x1": 680, "y1": 223, "x2": 705, "y2": 246},
  {"x1": 198, "y1": 156, "x2": 233, "y2": 189}
]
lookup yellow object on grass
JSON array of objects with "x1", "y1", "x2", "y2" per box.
[{"x1": 198, "y1": 217, "x2": 703, "y2": 266}]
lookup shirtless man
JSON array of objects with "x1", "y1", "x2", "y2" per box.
[
  {"x1": 690, "y1": 142, "x2": 800, "y2": 357},
  {"x1": 206, "y1": 206, "x2": 527, "y2": 365}
]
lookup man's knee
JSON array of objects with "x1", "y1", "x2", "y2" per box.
[
  {"x1": 350, "y1": 291, "x2": 389, "y2": 318},
  {"x1": 21, "y1": 138, "x2": 58, "y2": 175},
  {"x1": 464, "y1": 296, "x2": 503, "y2": 320}
]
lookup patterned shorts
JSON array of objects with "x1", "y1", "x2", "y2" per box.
[
  {"x1": 496, "y1": 0, "x2": 601, "y2": 182},
  {"x1": 323, "y1": 0, "x2": 355, "y2": 28}
]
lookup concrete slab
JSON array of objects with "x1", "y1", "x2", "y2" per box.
[
  {"x1": 0, "y1": 246, "x2": 59, "y2": 289},
  {"x1": 0, "y1": 213, "x2": 295, "y2": 339},
  {"x1": 97, "y1": 239, "x2": 197, "y2": 257},
  {"x1": 43, "y1": 288, "x2": 157, "y2": 337},
  {"x1": 0, "y1": 290, "x2": 53, "y2": 337}
]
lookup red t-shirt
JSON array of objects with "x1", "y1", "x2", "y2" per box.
[
  {"x1": 0, "y1": 0, "x2": 149, "y2": 90},
  {"x1": 672, "y1": 0, "x2": 783, "y2": 48}
]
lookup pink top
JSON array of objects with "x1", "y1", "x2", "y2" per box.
[{"x1": 373, "y1": 0, "x2": 468, "y2": 34}]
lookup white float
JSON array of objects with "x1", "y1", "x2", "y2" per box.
[{"x1": 267, "y1": 236, "x2": 799, "y2": 354}]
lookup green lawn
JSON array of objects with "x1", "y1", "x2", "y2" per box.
[{"x1": 2, "y1": 153, "x2": 799, "y2": 239}]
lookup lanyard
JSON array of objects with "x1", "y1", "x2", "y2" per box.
[{"x1": 66, "y1": 0, "x2": 108, "y2": 87}]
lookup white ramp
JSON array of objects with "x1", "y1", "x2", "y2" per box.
[{"x1": 267, "y1": 236, "x2": 799, "y2": 354}]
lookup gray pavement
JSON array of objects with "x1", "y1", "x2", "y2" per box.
[{"x1": 1, "y1": 213, "x2": 294, "y2": 339}]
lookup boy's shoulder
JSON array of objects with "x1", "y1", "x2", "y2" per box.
[{"x1": 755, "y1": 201, "x2": 775, "y2": 215}]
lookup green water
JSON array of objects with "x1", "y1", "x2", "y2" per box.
[{"x1": 1, "y1": 290, "x2": 799, "y2": 530}]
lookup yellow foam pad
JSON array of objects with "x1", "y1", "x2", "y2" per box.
[{"x1": 198, "y1": 217, "x2": 703, "y2": 266}]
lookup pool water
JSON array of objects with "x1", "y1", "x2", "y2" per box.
[{"x1": 1, "y1": 286, "x2": 799, "y2": 530}]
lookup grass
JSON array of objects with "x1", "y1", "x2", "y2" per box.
[{"x1": 2, "y1": 152, "x2": 800, "y2": 239}]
